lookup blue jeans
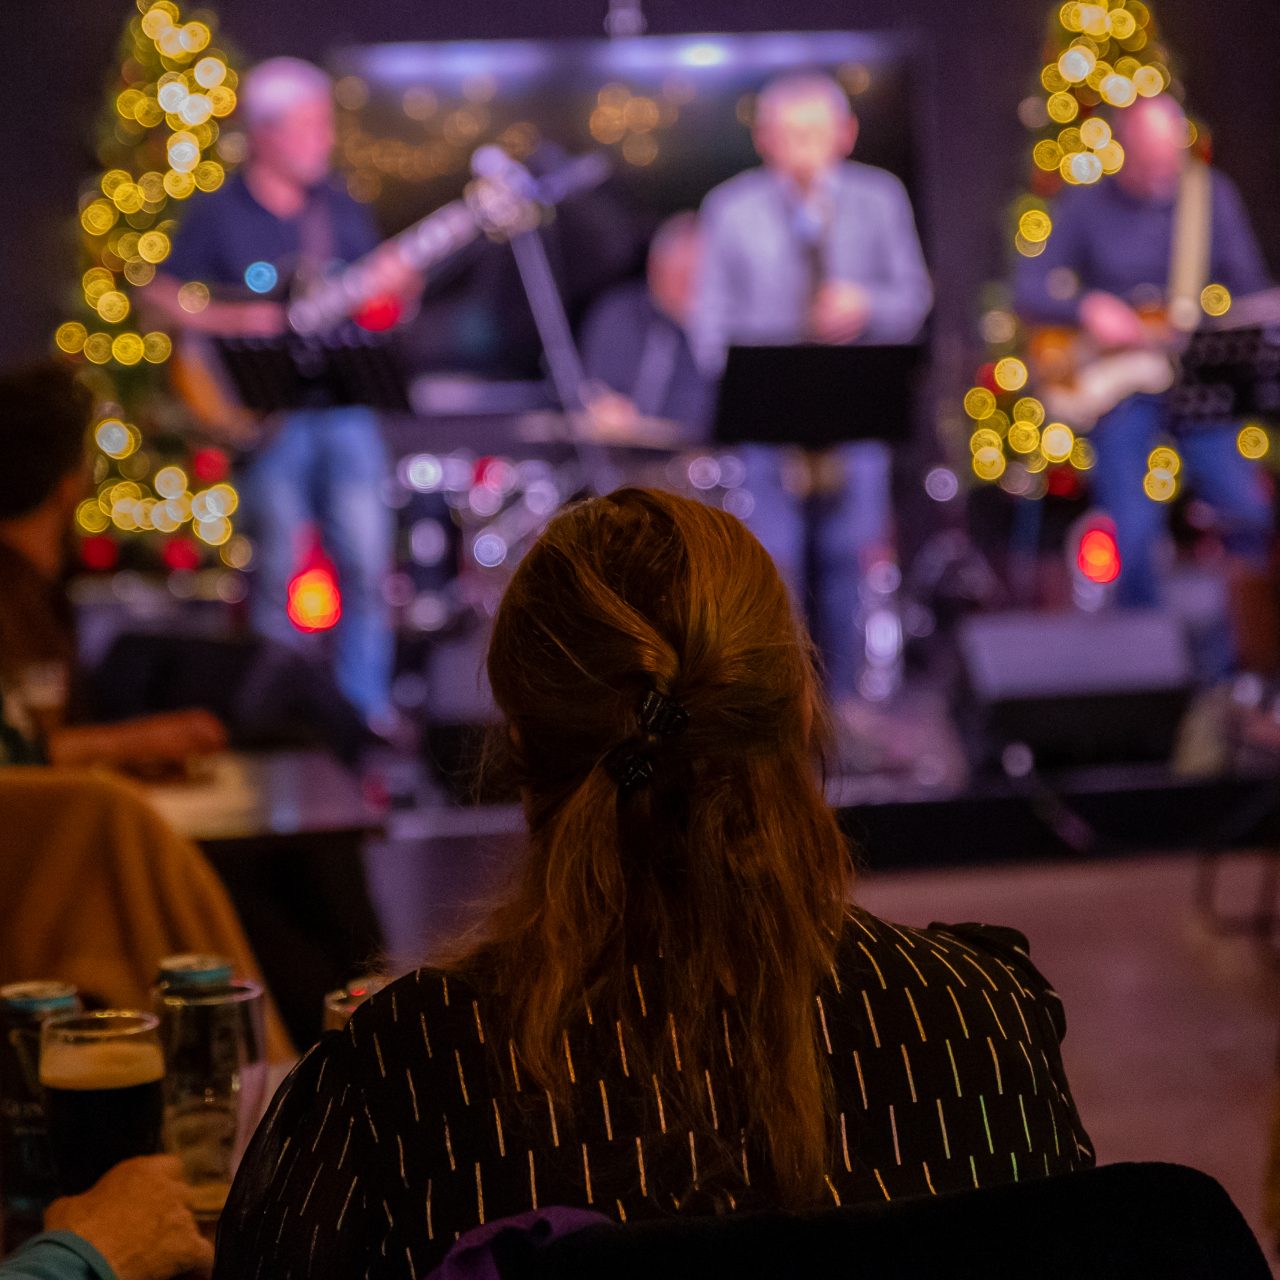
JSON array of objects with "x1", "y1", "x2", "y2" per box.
[
  {"x1": 1090, "y1": 395, "x2": 1272, "y2": 608},
  {"x1": 237, "y1": 406, "x2": 394, "y2": 722},
  {"x1": 740, "y1": 440, "x2": 892, "y2": 698}
]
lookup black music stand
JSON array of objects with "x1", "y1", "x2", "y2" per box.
[
  {"x1": 712, "y1": 344, "x2": 923, "y2": 447},
  {"x1": 215, "y1": 323, "x2": 412, "y2": 416},
  {"x1": 1170, "y1": 323, "x2": 1280, "y2": 426}
]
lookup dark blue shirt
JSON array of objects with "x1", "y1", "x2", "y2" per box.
[
  {"x1": 165, "y1": 172, "x2": 380, "y2": 294},
  {"x1": 579, "y1": 282, "x2": 715, "y2": 441},
  {"x1": 1014, "y1": 168, "x2": 1270, "y2": 325}
]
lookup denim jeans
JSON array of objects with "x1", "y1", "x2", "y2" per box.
[
  {"x1": 237, "y1": 406, "x2": 394, "y2": 722},
  {"x1": 1090, "y1": 394, "x2": 1272, "y2": 608},
  {"x1": 740, "y1": 440, "x2": 892, "y2": 699}
]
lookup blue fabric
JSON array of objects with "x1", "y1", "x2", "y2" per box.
[
  {"x1": 741, "y1": 440, "x2": 892, "y2": 697},
  {"x1": 1014, "y1": 168, "x2": 1270, "y2": 326},
  {"x1": 578, "y1": 283, "x2": 714, "y2": 441},
  {"x1": 1088, "y1": 394, "x2": 1272, "y2": 611},
  {"x1": 236, "y1": 405, "x2": 394, "y2": 721},
  {"x1": 2, "y1": 1233, "x2": 115, "y2": 1280},
  {"x1": 165, "y1": 173, "x2": 380, "y2": 292},
  {"x1": 424, "y1": 1208, "x2": 610, "y2": 1280}
]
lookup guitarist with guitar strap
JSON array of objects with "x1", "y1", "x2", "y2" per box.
[
  {"x1": 1015, "y1": 94, "x2": 1276, "y2": 668},
  {"x1": 145, "y1": 58, "x2": 424, "y2": 731}
]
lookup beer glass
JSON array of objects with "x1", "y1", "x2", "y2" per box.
[
  {"x1": 39, "y1": 1011, "x2": 164, "y2": 1196},
  {"x1": 154, "y1": 979, "x2": 266, "y2": 1219}
]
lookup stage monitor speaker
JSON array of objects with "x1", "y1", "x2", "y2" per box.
[{"x1": 956, "y1": 610, "x2": 1196, "y2": 771}]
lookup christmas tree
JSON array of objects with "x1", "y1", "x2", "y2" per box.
[
  {"x1": 953, "y1": 1, "x2": 1267, "y2": 510},
  {"x1": 54, "y1": 0, "x2": 248, "y2": 576}
]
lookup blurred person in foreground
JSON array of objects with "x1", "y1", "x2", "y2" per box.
[
  {"x1": 579, "y1": 212, "x2": 714, "y2": 445},
  {"x1": 1015, "y1": 93, "x2": 1274, "y2": 670},
  {"x1": 215, "y1": 488, "x2": 1091, "y2": 1279},
  {"x1": 146, "y1": 57, "x2": 421, "y2": 733},
  {"x1": 0, "y1": 363, "x2": 225, "y2": 769},
  {"x1": 2, "y1": 1156, "x2": 210, "y2": 1280},
  {"x1": 691, "y1": 71, "x2": 932, "y2": 702}
]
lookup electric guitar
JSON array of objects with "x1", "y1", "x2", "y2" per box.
[
  {"x1": 1026, "y1": 287, "x2": 1280, "y2": 430},
  {"x1": 170, "y1": 148, "x2": 610, "y2": 442}
]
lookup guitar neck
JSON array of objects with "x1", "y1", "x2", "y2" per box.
[{"x1": 286, "y1": 198, "x2": 480, "y2": 336}]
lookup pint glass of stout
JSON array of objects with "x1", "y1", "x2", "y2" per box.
[{"x1": 39, "y1": 1011, "x2": 165, "y2": 1196}]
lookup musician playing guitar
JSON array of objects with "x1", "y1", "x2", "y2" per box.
[
  {"x1": 1015, "y1": 94, "x2": 1275, "y2": 670},
  {"x1": 146, "y1": 58, "x2": 422, "y2": 731}
]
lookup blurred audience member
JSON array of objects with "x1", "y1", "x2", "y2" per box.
[
  {"x1": 579, "y1": 212, "x2": 714, "y2": 444},
  {"x1": 2, "y1": 1156, "x2": 211, "y2": 1280},
  {"x1": 215, "y1": 489, "x2": 1090, "y2": 1280},
  {"x1": 0, "y1": 363, "x2": 225, "y2": 769}
]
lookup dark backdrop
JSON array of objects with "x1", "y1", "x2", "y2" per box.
[{"x1": 2, "y1": 0, "x2": 1278, "y2": 396}]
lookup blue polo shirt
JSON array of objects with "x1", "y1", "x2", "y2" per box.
[
  {"x1": 164, "y1": 172, "x2": 380, "y2": 295},
  {"x1": 1014, "y1": 168, "x2": 1270, "y2": 324}
]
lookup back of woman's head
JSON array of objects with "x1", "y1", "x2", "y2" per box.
[{"x1": 478, "y1": 488, "x2": 851, "y2": 1203}]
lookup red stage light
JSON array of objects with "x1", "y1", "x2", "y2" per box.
[
  {"x1": 354, "y1": 295, "x2": 402, "y2": 332},
  {"x1": 80, "y1": 535, "x2": 119, "y2": 572},
  {"x1": 162, "y1": 536, "x2": 202, "y2": 572},
  {"x1": 287, "y1": 566, "x2": 342, "y2": 632},
  {"x1": 1077, "y1": 527, "x2": 1121, "y2": 585},
  {"x1": 192, "y1": 447, "x2": 230, "y2": 483}
]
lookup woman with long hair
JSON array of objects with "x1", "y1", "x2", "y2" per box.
[{"x1": 215, "y1": 488, "x2": 1092, "y2": 1279}]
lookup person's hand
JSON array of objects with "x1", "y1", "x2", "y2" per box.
[
  {"x1": 809, "y1": 281, "x2": 871, "y2": 344},
  {"x1": 110, "y1": 709, "x2": 229, "y2": 768},
  {"x1": 44, "y1": 1156, "x2": 213, "y2": 1280},
  {"x1": 1078, "y1": 290, "x2": 1148, "y2": 349},
  {"x1": 585, "y1": 390, "x2": 642, "y2": 441}
]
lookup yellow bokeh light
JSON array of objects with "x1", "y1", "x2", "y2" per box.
[
  {"x1": 209, "y1": 86, "x2": 237, "y2": 118},
  {"x1": 1085, "y1": 60, "x2": 1114, "y2": 93},
  {"x1": 178, "y1": 282, "x2": 210, "y2": 313},
  {"x1": 1080, "y1": 117, "x2": 1112, "y2": 150},
  {"x1": 1133, "y1": 66, "x2": 1165, "y2": 98},
  {"x1": 95, "y1": 419, "x2": 137, "y2": 459},
  {"x1": 167, "y1": 131, "x2": 201, "y2": 173},
  {"x1": 194, "y1": 160, "x2": 225, "y2": 192},
  {"x1": 1041, "y1": 64, "x2": 1069, "y2": 93},
  {"x1": 194, "y1": 57, "x2": 227, "y2": 89},
  {"x1": 1143, "y1": 468, "x2": 1177, "y2": 502},
  {"x1": 83, "y1": 267, "x2": 114, "y2": 301},
  {"x1": 56, "y1": 322, "x2": 88, "y2": 354},
  {"x1": 179, "y1": 94, "x2": 214, "y2": 127},
  {"x1": 1046, "y1": 91, "x2": 1079, "y2": 124},
  {"x1": 1059, "y1": 3, "x2": 1081, "y2": 32},
  {"x1": 970, "y1": 428, "x2": 1003, "y2": 454},
  {"x1": 97, "y1": 291, "x2": 131, "y2": 324},
  {"x1": 100, "y1": 169, "x2": 131, "y2": 198},
  {"x1": 208, "y1": 483, "x2": 240, "y2": 516},
  {"x1": 1201, "y1": 284, "x2": 1232, "y2": 317},
  {"x1": 1058, "y1": 126, "x2": 1084, "y2": 154},
  {"x1": 1148, "y1": 446, "x2": 1181, "y2": 475},
  {"x1": 152, "y1": 504, "x2": 181, "y2": 535},
  {"x1": 1069, "y1": 151, "x2": 1104, "y2": 184},
  {"x1": 1008, "y1": 421, "x2": 1040, "y2": 454},
  {"x1": 972, "y1": 447, "x2": 1007, "y2": 482},
  {"x1": 112, "y1": 333, "x2": 145, "y2": 366},
  {"x1": 76, "y1": 499, "x2": 110, "y2": 535},
  {"x1": 963, "y1": 386, "x2": 997, "y2": 420},
  {"x1": 221, "y1": 537, "x2": 253, "y2": 570},
  {"x1": 142, "y1": 331, "x2": 173, "y2": 363},
  {"x1": 1016, "y1": 233, "x2": 1047, "y2": 257},
  {"x1": 117, "y1": 89, "x2": 145, "y2": 120},
  {"x1": 195, "y1": 516, "x2": 233, "y2": 547},
  {"x1": 1097, "y1": 141, "x2": 1126, "y2": 174},
  {"x1": 137, "y1": 231, "x2": 170, "y2": 263},
  {"x1": 83, "y1": 334, "x2": 113, "y2": 365},
  {"x1": 1108, "y1": 9, "x2": 1138, "y2": 39},
  {"x1": 994, "y1": 357, "x2": 1029, "y2": 391},
  {"x1": 1058, "y1": 47, "x2": 1096, "y2": 84},
  {"x1": 181, "y1": 22, "x2": 212, "y2": 53},
  {"x1": 164, "y1": 170, "x2": 197, "y2": 199},
  {"x1": 1013, "y1": 397, "x2": 1046, "y2": 427},
  {"x1": 1018, "y1": 210, "x2": 1052, "y2": 244},
  {"x1": 140, "y1": 7, "x2": 173, "y2": 39},
  {"x1": 155, "y1": 466, "x2": 188, "y2": 499},
  {"x1": 1100, "y1": 74, "x2": 1138, "y2": 108},
  {"x1": 1071, "y1": 438, "x2": 1097, "y2": 471},
  {"x1": 1041, "y1": 423, "x2": 1075, "y2": 463},
  {"x1": 1033, "y1": 140, "x2": 1063, "y2": 171},
  {"x1": 135, "y1": 98, "x2": 164, "y2": 129},
  {"x1": 125, "y1": 261, "x2": 156, "y2": 287},
  {"x1": 1077, "y1": 3, "x2": 1109, "y2": 37},
  {"x1": 1238, "y1": 425, "x2": 1270, "y2": 460},
  {"x1": 80, "y1": 200, "x2": 118, "y2": 236}
]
